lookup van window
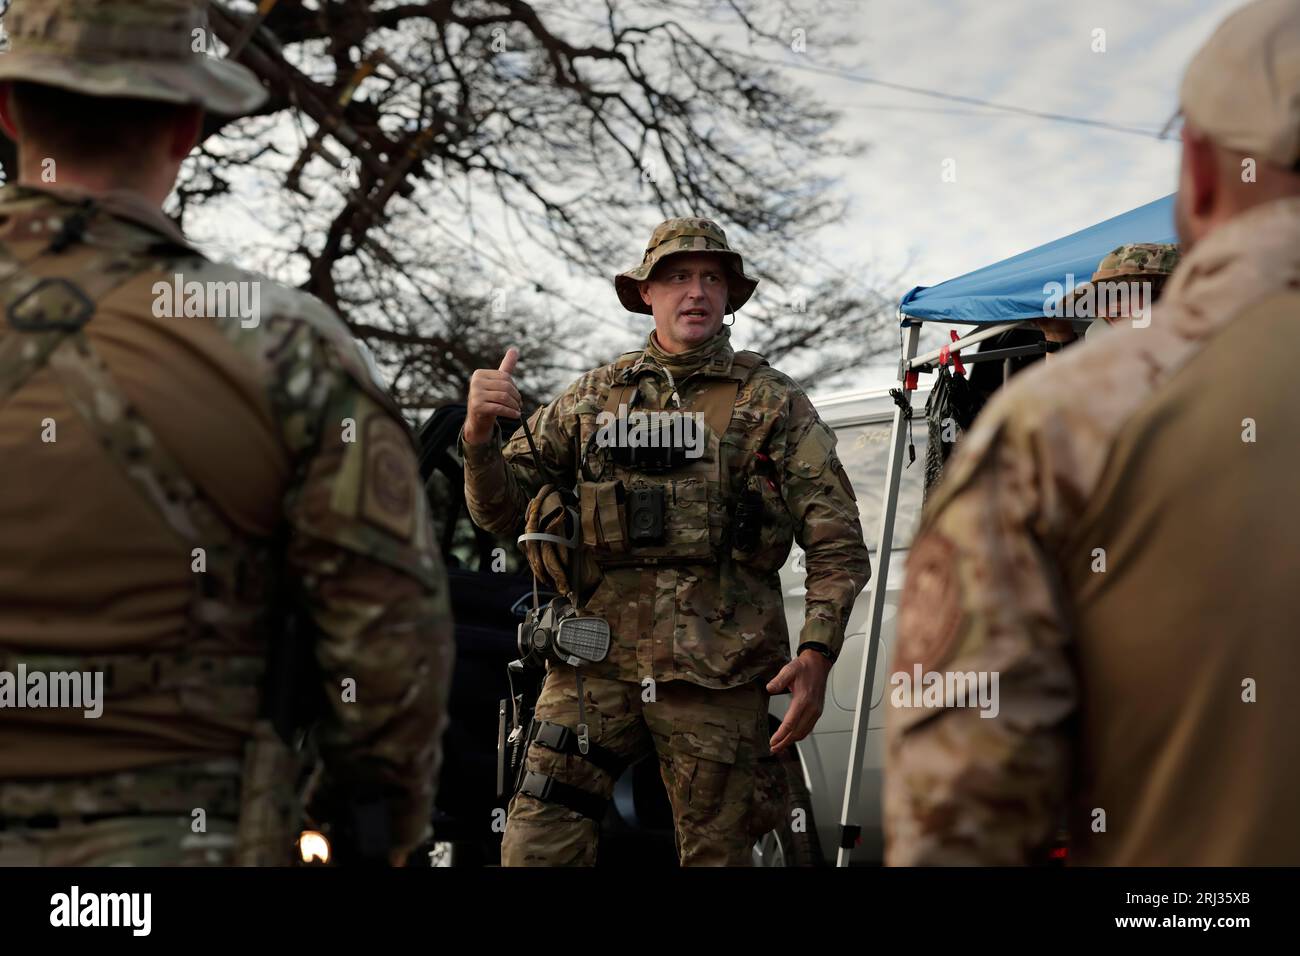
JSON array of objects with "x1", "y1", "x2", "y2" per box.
[{"x1": 833, "y1": 420, "x2": 928, "y2": 550}]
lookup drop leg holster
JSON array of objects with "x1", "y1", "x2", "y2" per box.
[{"x1": 513, "y1": 719, "x2": 627, "y2": 821}]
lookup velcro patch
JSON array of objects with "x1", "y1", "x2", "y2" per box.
[
  {"x1": 359, "y1": 414, "x2": 418, "y2": 541},
  {"x1": 893, "y1": 531, "x2": 963, "y2": 675},
  {"x1": 789, "y1": 422, "x2": 836, "y2": 478}
]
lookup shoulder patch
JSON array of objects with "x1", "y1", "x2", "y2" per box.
[
  {"x1": 789, "y1": 420, "x2": 836, "y2": 479},
  {"x1": 359, "y1": 413, "x2": 420, "y2": 541},
  {"x1": 893, "y1": 531, "x2": 964, "y2": 676}
]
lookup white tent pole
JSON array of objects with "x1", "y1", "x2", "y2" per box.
[
  {"x1": 907, "y1": 320, "x2": 1033, "y2": 370},
  {"x1": 836, "y1": 321, "x2": 921, "y2": 867}
]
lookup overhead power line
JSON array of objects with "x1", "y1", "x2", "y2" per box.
[
  {"x1": 725, "y1": 47, "x2": 1175, "y2": 141},
  {"x1": 534, "y1": 5, "x2": 1175, "y2": 142}
]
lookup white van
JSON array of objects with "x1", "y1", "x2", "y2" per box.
[{"x1": 759, "y1": 385, "x2": 931, "y2": 866}]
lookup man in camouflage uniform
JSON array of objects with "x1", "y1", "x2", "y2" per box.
[
  {"x1": 1035, "y1": 243, "x2": 1182, "y2": 352},
  {"x1": 462, "y1": 218, "x2": 869, "y2": 865},
  {"x1": 0, "y1": 0, "x2": 453, "y2": 866},
  {"x1": 886, "y1": 0, "x2": 1300, "y2": 866}
]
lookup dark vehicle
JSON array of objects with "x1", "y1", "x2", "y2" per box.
[{"x1": 417, "y1": 404, "x2": 816, "y2": 867}]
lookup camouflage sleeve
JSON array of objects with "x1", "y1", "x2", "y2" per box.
[
  {"x1": 279, "y1": 323, "x2": 454, "y2": 856},
  {"x1": 883, "y1": 403, "x2": 1075, "y2": 865},
  {"x1": 460, "y1": 383, "x2": 582, "y2": 535},
  {"x1": 780, "y1": 386, "x2": 872, "y2": 658}
]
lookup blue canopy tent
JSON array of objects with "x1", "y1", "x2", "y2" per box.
[
  {"x1": 834, "y1": 195, "x2": 1178, "y2": 866},
  {"x1": 900, "y1": 193, "x2": 1177, "y2": 326}
]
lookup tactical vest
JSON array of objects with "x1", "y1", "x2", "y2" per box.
[
  {"x1": 0, "y1": 201, "x2": 297, "y2": 863},
  {"x1": 576, "y1": 345, "x2": 777, "y2": 569}
]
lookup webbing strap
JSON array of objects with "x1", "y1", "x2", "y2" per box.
[
  {"x1": 518, "y1": 770, "x2": 607, "y2": 821},
  {"x1": 695, "y1": 379, "x2": 741, "y2": 438},
  {"x1": 605, "y1": 380, "x2": 636, "y2": 418},
  {"x1": 49, "y1": 332, "x2": 238, "y2": 553},
  {"x1": 603, "y1": 349, "x2": 766, "y2": 438},
  {"x1": 530, "y1": 719, "x2": 626, "y2": 778},
  {"x1": 579, "y1": 483, "x2": 626, "y2": 553},
  {"x1": 0, "y1": 323, "x2": 68, "y2": 407},
  {"x1": 0, "y1": 255, "x2": 140, "y2": 406}
]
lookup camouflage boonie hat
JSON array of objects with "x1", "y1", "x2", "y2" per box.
[
  {"x1": 0, "y1": 0, "x2": 268, "y2": 116},
  {"x1": 1065, "y1": 242, "x2": 1181, "y2": 312},
  {"x1": 614, "y1": 217, "x2": 759, "y2": 315},
  {"x1": 1088, "y1": 242, "x2": 1181, "y2": 283}
]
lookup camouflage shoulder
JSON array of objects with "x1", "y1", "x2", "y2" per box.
[
  {"x1": 564, "y1": 353, "x2": 638, "y2": 415},
  {"x1": 745, "y1": 360, "x2": 799, "y2": 392},
  {"x1": 265, "y1": 285, "x2": 406, "y2": 425},
  {"x1": 0, "y1": 185, "x2": 58, "y2": 221},
  {"x1": 729, "y1": 348, "x2": 770, "y2": 373},
  {"x1": 151, "y1": 253, "x2": 402, "y2": 423},
  {"x1": 744, "y1": 363, "x2": 815, "y2": 420}
]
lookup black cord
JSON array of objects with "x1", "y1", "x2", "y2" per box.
[
  {"x1": 519, "y1": 411, "x2": 562, "y2": 490},
  {"x1": 888, "y1": 386, "x2": 917, "y2": 467}
]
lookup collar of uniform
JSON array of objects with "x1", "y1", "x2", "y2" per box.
[
  {"x1": 1160, "y1": 195, "x2": 1300, "y2": 336},
  {"x1": 640, "y1": 326, "x2": 735, "y2": 379},
  {"x1": 0, "y1": 183, "x2": 196, "y2": 252}
]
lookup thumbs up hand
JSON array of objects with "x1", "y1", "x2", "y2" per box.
[{"x1": 464, "y1": 347, "x2": 523, "y2": 446}]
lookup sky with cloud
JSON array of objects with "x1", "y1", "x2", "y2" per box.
[
  {"x1": 179, "y1": 0, "x2": 1249, "y2": 396},
  {"x1": 524, "y1": 0, "x2": 1245, "y2": 392},
  {"x1": 739, "y1": 0, "x2": 1243, "y2": 390},
  {"x1": 820, "y1": 0, "x2": 1232, "y2": 298}
]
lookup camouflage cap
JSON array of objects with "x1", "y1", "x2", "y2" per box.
[
  {"x1": 1088, "y1": 242, "x2": 1182, "y2": 283},
  {"x1": 1065, "y1": 242, "x2": 1182, "y2": 312},
  {"x1": 614, "y1": 217, "x2": 759, "y2": 315},
  {"x1": 0, "y1": 0, "x2": 268, "y2": 117}
]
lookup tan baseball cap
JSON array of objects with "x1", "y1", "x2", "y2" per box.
[{"x1": 1179, "y1": 0, "x2": 1300, "y2": 169}]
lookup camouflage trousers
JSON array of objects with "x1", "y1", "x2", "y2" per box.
[
  {"x1": 502, "y1": 667, "x2": 771, "y2": 867},
  {"x1": 0, "y1": 759, "x2": 243, "y2": 866}
]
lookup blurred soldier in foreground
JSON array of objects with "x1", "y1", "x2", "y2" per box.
[
  {"x1": 0, "y1": 0, "x2": 452, "y2": 866},
  {"x1": 886, "y1": 0, "x2": 1300, "y2": 865},
  {"x1": 461, "y1": 218, "x2": 869, "y2": 865}
]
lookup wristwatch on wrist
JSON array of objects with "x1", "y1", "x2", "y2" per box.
[{"x1": 797, "y1": 641, "x2": 833, "y2": 661}]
